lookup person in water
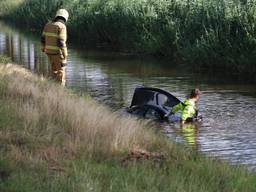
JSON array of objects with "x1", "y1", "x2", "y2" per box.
[{"x1": 171, "y1": 88, "x2": 200, "y2": 124}]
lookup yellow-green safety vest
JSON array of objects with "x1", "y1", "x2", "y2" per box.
[{"x1": 172, "y1": 99, "x2": 197, "y2": 121}]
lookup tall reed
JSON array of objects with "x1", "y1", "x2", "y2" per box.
[{"x1": 2, "y1": 0, "x2": 256, "y2": 75}]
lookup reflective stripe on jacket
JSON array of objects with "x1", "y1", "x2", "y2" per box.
[
  {"x1": 172, "y1": 99, "x2": 196, "y2": 121},
  {"x1": 41, "y1": 20, "x2": 67, "y2": 59}
]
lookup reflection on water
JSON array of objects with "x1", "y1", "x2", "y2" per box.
[
  {"x1": 1, "y1": 21, "x2": 256, "y2": 171},
  {"x1": 164, "y1": 122, "x2": 200, "y2": 150}
]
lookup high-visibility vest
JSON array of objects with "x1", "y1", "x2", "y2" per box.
[
  {"x1": 41, "y1": 21, "x2": 67, "y2": 59},
  {"x1": 172, "y1": 99, "x2": 197, "y2": 121}
]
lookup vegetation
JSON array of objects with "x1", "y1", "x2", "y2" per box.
[
  {"x1": 0, "y1": 61, "x2": 256, "y2": 191},
  {"x1": 0, "y1": 54, "x2": 11, "y2": 64},
  {"x1": 0, "y1": 0, "x2": 256, "y2": 75},
  {"x1": 0, "y1": 0, "x2": 23, "y2": 17}
]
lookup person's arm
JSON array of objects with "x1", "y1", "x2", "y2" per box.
[
  {"x1": 58, "y1": 26, "x2": 68, "y2": 66},
  {"x1": 165, "y1": 102, "x2": 182, "y2": 118},
  {"x1": 41, "y1": 27, "x2": 46, "y2": 52},
  {"x1": 171, "y1": 102, "x2": 182, "y2": 113}
]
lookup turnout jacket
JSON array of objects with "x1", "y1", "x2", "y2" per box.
[{"x1": 41, "y1": 19, "x2": 68, "y2": 63}]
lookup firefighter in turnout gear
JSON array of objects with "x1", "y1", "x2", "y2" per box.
[{"x1": 41, "y1": 9, "x2": 69, "y2": 86}]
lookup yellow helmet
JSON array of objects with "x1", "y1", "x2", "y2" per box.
[{"x1": 55, "y1": 9, "x2": 69, "y2": 22}]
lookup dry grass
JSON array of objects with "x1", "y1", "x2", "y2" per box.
[{"x1": 0, "y1": 63, "x2": 168, "y2": 162}]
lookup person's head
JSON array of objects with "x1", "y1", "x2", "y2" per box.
[
  {"x1": 55, "y1": 9, "x2": 69, "y2": 22},
  {"x1": 189, "y1": 88, "x2": 200, "y2": 101}
]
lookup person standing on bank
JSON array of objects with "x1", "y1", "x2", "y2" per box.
[{"x1": 41, "y1": 9, "x2": 69, "y2": 86}]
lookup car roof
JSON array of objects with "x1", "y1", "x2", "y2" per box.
[{"x1": 130, "y1": 87, "x2": 180, "y2": 108}]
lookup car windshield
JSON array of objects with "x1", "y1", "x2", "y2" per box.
[{"x1": 130, "y1": 87, "x2": 180, "y2": 108}]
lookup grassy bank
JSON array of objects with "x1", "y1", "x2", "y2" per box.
[
  {"x1": 1, "y1": 0, "x2": 256, "y2": 76},
  {"x1": 0, "y1": 60, "x2": 256, "y2": 191}
]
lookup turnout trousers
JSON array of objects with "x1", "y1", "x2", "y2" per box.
[{"x1": 47, "y1": 54, "x2": 66, "y2": 86}]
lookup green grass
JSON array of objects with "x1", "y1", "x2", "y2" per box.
[
  {"x1": 1, "y1": 0, "x2": 256, "y2": 76},
  {"x1": 0, "y1": 61, "x2": 256, "y2": 191}
]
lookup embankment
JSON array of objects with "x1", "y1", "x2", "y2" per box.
[
  {"x1": 0, "y1": 56, "x2": 256, "y2": 191},
  {"x1": 0, "y1": 0, "x2": 256, "y2": 77}
]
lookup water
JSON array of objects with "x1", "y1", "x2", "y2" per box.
[{"x1": 1, "y1": 21, "x2": 256, "y2": 171}]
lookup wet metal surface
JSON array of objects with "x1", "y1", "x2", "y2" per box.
[{"x1": 1, "y1": 21, "x2": 256, "y2": 171}]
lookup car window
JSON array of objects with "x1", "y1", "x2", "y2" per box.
[
  {"x1": 157, "y1": 93, "x2": 170, "y2": 108},
  {"x1": 130, "y1": 90, "x2": 155, "y2": 107}
]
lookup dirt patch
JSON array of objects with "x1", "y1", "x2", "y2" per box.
[{"x1": 121, "y1": 149, "x2": 165, "y2": 165}]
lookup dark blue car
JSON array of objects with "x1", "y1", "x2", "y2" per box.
[{"x1": 127, "y1": 87, "x2": 202, "y2": 122}]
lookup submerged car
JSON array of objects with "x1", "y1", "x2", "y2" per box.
[{"x1": 127, "y1": 87, "x2": 202, "y2": 122}]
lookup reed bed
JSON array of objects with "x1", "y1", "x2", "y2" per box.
[
  {"x1": 0, "y1": 0, "x2": 24, "y2": 17},
  {"x1": 1, "y1": 0, "x2": 256, "y2": 75}
]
